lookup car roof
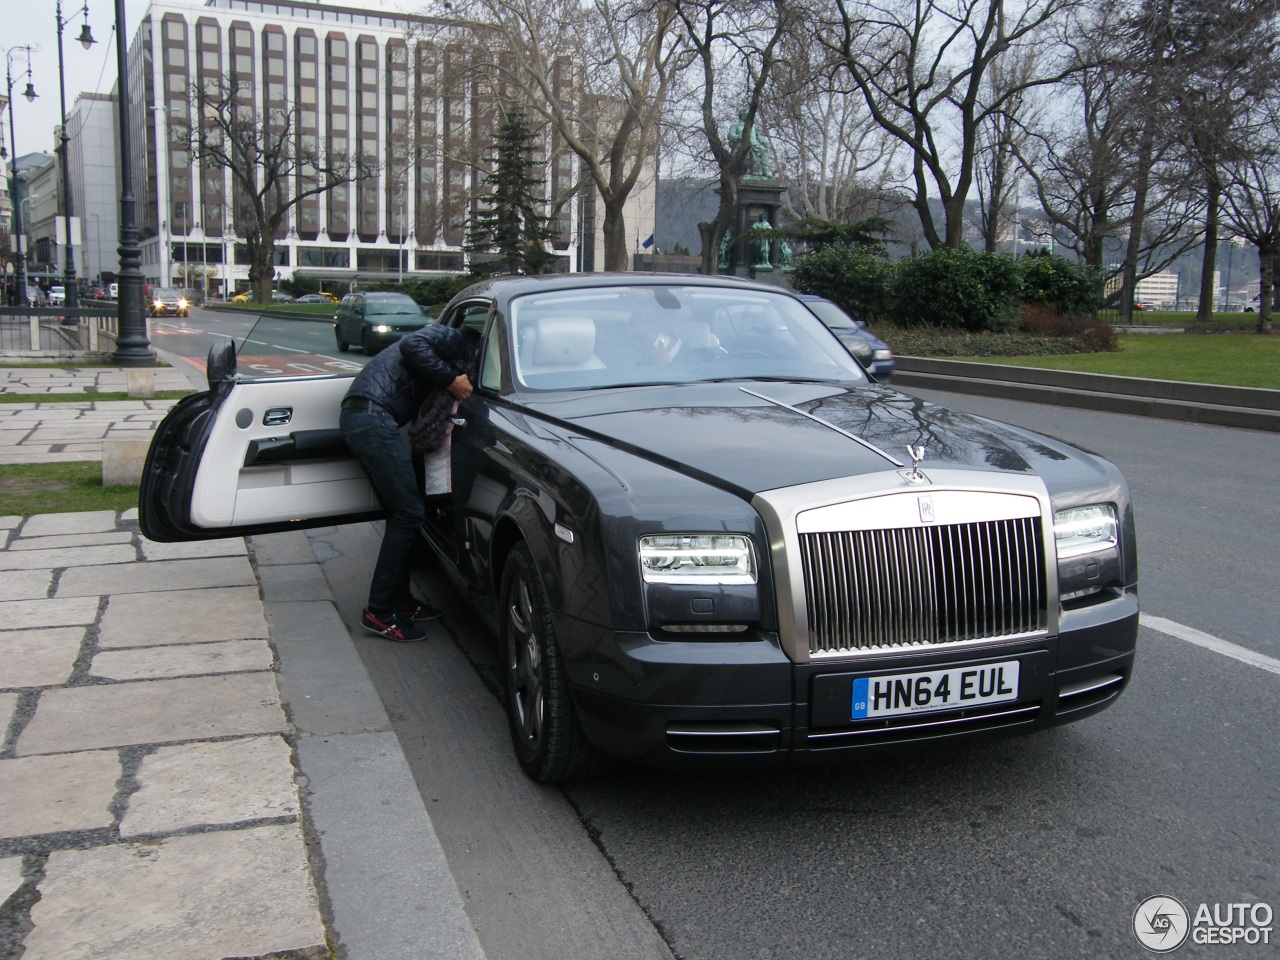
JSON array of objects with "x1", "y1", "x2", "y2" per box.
[
  {"x1": 445, "y1": 272, "x2": 795, "y2": 311},
  {"x1": 360, "y1": 291, "x2": 417, "y2": 300}
]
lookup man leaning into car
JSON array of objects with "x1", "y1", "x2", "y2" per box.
[{"x1": 339, "y1": 324, "x2": 478, "y2": 641}]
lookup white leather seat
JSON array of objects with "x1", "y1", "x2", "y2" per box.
[{"x1": 524, "y1": 317, "x2": 605, "y2": 373}]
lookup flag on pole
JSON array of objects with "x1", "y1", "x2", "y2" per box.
[{"x1": 642, "y1": 234, "x2": 655, "y2": 249}]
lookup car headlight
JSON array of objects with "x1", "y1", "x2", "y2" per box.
[
  {"x1": 372, "y1": 324, "x2": 392, "y2": 333},
  {"x1": 152, "y1": 299, "x2": 162, "y2": 309},
  {"x1": 178, "y1": 298, "x2": 188, "y2": 309},
  {"x1": 639, "y1": 534, "x2": 756, "y2": 584},
  {"x1": 1054, "y1": 504, "x2": 1117, "y2": 560}
]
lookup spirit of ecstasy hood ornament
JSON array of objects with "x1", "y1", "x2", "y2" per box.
[{"x1": 905, "y1": 444, "x2": 927, "y2": 484}]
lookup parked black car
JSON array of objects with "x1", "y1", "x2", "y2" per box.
[
  {"x1": 333, "y1": 291, "x2": 428, "y2": 354},
  {"x1": 795, "y1": 294, "x2": 895, "y2": 381},
  {"x1": 140, "y1": 274, "x2": 1138, "y2": 783}
]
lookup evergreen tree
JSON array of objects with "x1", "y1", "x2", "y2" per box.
[{"x1": 465, "y1": 110, "x2": 556, "y2": 275}]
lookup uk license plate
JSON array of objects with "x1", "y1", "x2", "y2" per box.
[{"x1": 851, "y1": 661, "x2": 1020, "y2": 720}]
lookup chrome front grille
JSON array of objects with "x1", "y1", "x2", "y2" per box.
[{"x1": 799, "y1": 516, "x2": 1046, "y2": 656}]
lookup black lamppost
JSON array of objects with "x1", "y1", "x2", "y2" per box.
[
  {"x1": 110, "y1": 0, "x2": 152, "y2": 365},
  {"x1": 3, "y1": 46, "x2": 38, "y2": 307},
  {"x1": 54, "y1": 0, "x2": 96, "y2": 317}
]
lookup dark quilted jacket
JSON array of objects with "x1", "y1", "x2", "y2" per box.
[{"x1": 343, "y1": 324, "x2": 472, "y2": 426}]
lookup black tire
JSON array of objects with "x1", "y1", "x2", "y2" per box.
[
  {"x1": 336, "y1": 331, "x2": 350, "y2": 352},
  {"x1": 361, "y1": 328, "x2": 377, "y2": 355},
  {"x1": 501, "y1": 543, "x2": 613, "y2": 783}
]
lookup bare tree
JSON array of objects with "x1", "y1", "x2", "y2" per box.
[
  {"x1": 1220, "y1": 97, "x2": 1280, "y2": 333},
  {"x1": 186, "y1": 77, "x2": 362, "y2": 303},
  {"x1": 764, "y1": 24, "x2": 902, "y2": 229},
  {"x1": 828, "y1": 0, "x2": 1083, "y2": 250},
  {"x1": 1017, "y1": 7, "x2": 1201, "y2": 317},
  {"x1": 974, "y1": 47, "x2": 1042, "y2": 253},
  {"x1": 443, "y1": 0, "x2": 684, "y2": 272},
  {"x1": 1155, "y1": 0, "x2": 1280, "y2": 321},
  {"x1": 667, "y1": 0, "x2": 797, "y2": 274}
]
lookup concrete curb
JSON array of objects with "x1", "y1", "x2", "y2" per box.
[
  {"x1": 253, "y1": 530, "x2": 487, "y2": 960},
  {"x1": 891, "y1": 357, "x2": 1280, "y2": 433}
]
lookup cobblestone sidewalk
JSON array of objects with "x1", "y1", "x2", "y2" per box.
[
  {"x1": 0, "y1": 509, "x2": 327, "y2": 960},
  {"x1": 0, "y1": 367, "x2": 195, "y2": 467}
]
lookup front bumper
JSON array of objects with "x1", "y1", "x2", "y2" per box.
[
  {"x1": 869, "y1": 359, "x2": 895, "y2": 382},
  {"x1": 565, "y1": 589, "x2": 1138, "y2": 769}
]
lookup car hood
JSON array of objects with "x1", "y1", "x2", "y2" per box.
[{"x1": 520, "y1": 380, "x2": 1106, "y2": 497}]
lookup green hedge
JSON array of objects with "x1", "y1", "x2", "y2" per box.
[
  {"x1": 792, "y1": 244, "x2": 1105, "y2": 337},
  {"x1": 889, "y1": 247, "x2": 1023, "y2": 332},
  {"x1": 1019, "y1": 251, "x2": 1102, "y2": 315},
  {"x1": 790, "y1": 244, "x2": 894, "y2": 323}
]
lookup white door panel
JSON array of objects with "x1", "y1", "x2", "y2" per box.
[{"x1": 190, "y1": 376, "x2": 376, "y2": 528}]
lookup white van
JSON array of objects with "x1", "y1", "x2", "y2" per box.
[
  {"x1": 48, "y1": 285, "x2": 66, "y2": 306},
  {"x1": 108, "y1": 282, "x2": 119, "y2": 299}
]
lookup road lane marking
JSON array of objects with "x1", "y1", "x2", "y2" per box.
[{"x1": 1142, "y1": 615, "x2": 1280, "y2": 677}]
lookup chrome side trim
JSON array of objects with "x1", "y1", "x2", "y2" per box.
[
  {"x1": 1057, "y1": 673, "x2": 1124, "y2": 699},
  {"x1": 807, "y1": 704, "x2": 1040, "y2": 740},
  {"x1": 666, "y1": 723, "x2": 782, "y2": 737}
]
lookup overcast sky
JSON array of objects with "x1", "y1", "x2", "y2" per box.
[{"x1": 4, "y1": 0, "x2": 413, "y2": 167}]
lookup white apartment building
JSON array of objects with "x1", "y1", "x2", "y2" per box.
[
  {"x1": 66, "y1": 93, "x2": 122, "y2": 287},
  {"x1": 125, "y1": 0, "x2": 649, "y2": 293}
]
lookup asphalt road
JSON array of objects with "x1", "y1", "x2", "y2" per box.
[
  {"x1": 147, "y1": 305, "x2": 367, "y2": 380},
  {"x1": 160, "y1": 310, "x2": 1279, "y2": 959}
]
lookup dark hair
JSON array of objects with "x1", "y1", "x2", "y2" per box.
[{"x1": 460, "y1": 326, "x2": 482, "y2": 349}]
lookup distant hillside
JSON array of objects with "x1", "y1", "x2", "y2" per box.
[{"x1": 657, "y1": 178, "x2": 720, "y2": 255}]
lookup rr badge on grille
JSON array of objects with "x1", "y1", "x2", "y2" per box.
[{"x1": 918, "y1": 494, "x2": 936, "y2": 523}]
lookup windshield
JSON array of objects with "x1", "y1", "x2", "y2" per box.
[
  {"x1": 803, "y1": 299, "x2": 860, "y2": 330},
  {"x1": 367, "y1": 300, "x2": 422, "y2": 316},
  {"x1": 508, "y1": 285, "x2": 867, "y2": 391},
  {"x1": 153, "y1": 288, "x2": 180, "y2": 298}
]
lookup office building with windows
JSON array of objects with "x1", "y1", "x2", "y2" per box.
[{"x1": 124, "y1": 0, "x2": 652, "y2": 294}]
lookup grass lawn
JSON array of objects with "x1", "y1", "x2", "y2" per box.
[
  {"x1": 0, "y1": 390, "x2": 193, "y2": 405},
  {"x1": 209, "y1": 301, "x2": 338, "y2": 317},
  {"x1": 0, "y1": 462, "x2": 138, "y2": 516},
  {"x1": 967, "y1": 333, "x2": 1280, "y2": 390}
]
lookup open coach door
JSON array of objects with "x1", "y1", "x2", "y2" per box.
[{"x1": 140, "y1": 332, "x2": 383, "y2": 542}]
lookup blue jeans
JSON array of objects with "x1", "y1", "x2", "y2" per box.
[{"x1": 340, "y1": 405, "x2": 426, "y2": 613}]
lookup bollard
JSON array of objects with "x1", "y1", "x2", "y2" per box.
[
  {"x1": 102, "y1": 438, "x2": 153, "y2": 487},
  {"x1": 126, "y1": 368, "x2": 156, "y2": 398}
]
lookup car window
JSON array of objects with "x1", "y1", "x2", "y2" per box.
[
  {"x1": 366, "y1": 299, "x2": 422, "y2": 316},
  {"x1": 803, "y1": 300, "x2": 860, "y2": 330},
  {"x1": 234, "y1": 313, "x2": 363, "y2": 381},
  {"x1": 507, "y1": 285, "x2": 866, "y2": 391},
  {"x1": 479, "y1": 316, "x2": 504, "y2": 391}
]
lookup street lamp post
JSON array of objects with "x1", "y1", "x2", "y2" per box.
[
  {"x1": 110, "y1": 0, "x2": 153, "y2": 365},
  {"x1": 90, "y1": 212, "x2": 101, "y2": 285},
  {"x1": 19, "y1": 194, "x2": 41, "y2": 292},
  {"x1": 3, "y1": 45, "x2": 38, "y2": 307},
  {"x1": 54, "y1": 0, "x2": 96, "y2": 316}
]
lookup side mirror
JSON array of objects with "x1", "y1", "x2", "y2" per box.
[{"x1": 206, "y1": 337, "x2": 237, "y2": 391}]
